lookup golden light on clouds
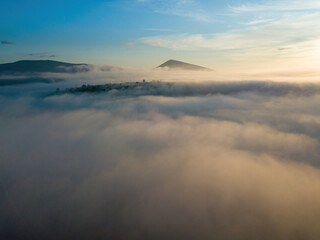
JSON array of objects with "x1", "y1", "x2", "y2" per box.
[{"x1": 2, "y1": 0, "x2": 320, "y2": 239}]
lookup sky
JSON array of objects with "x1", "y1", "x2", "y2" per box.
[
  {"x1": 2, "y1": 2, "x2": 320, "y2": 239},
  {"x1": 1, "y1": 0, "x2": 320, "y2": 73}
]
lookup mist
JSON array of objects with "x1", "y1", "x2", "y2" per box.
[{"x1": 1, "y1": 70, "x2": 320, "y2": 240}]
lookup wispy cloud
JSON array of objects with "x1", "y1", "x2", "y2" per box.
[
  {"x1": 242, "y1": 18, "x2": 274, "y2": 26},
  {"x1": 144, "y1": 28, "x2": 176, "y2": 32},
  {"x1": 230, "y1": 0, "x2": 320, "y2": 12},
  {"x1": 141, "y1": 13, "x2": 320, "y2": 49},
  {"x1": 25, "y1": 52, "x2": 57, "y2": 58},
  {"x1": 140, "y1": 11, "x2": 320, "y2": 69},
  {"x1": 136, "y1": 0, "x2": 209, "y2": 22},
  {"x1": 1, "y1": 40, "x2": 14, "y2": 45}
]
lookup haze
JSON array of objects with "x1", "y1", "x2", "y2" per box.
[{"x1": 1, "y1": 1, "x2": 320, "y2": 240}]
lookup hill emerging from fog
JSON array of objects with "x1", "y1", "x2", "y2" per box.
[
  {"x1": 0, "y1": 60, "x2": 90, "y2": 75},
  {"x1": 156, "y1": 60, "x2": 212, "y2": 71},
  {"x1": 60, "y1": 81, "x2": 320, "y2": 98}
]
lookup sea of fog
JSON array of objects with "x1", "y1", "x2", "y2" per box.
[{"x1": 1, "y1": 71, "x2": 320, "y2": 240}]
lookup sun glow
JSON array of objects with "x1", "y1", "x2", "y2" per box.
[{"x1": 316, "y1": 40, "x2": 320, "y2": 63}]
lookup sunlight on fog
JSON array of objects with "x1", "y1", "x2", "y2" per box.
[{"x1": 2, "y1": 73, "x2": 320, "y2": 239}]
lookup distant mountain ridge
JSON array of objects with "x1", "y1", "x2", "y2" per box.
[
  {"x1": 0, "y1": 60, "x2": 90, "y2": 75},
  {"x1": 157, "y1": 60, "x2": 212, "y2": 71}
]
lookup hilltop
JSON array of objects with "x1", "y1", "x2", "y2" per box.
[
  {"x1": 0, "y1": 60, "x2": 90, "y2": 75},
  {"x1": 156, "y1": 60, "x2": 212, "y2": 71}
]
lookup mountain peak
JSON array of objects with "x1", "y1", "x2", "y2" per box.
[{"x1": 156, "y1": 60, "x2": 212, "y2": 71}]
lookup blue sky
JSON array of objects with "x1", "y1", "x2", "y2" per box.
[{"x1": 1, "y1": 0, "x2": 320, "y2": 71}]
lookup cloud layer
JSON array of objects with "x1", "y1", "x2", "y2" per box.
[{"x1": 1, "y1": 77, "x2": 320, "y2": 239}]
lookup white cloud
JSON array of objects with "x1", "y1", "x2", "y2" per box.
[
  {"x1": 143, "y1": 28, "x2": 176, "y2": 32},
  {"x1": 141, "y1": 12, "x2": 320, "y2": 49},
  {"x1": 136, "y1": 0, "x2": 209, "y2": 22},
  {"x1": 140, "y1": 12, "x2": 320, "y2": 69},
  {"x1": 3, "y1": 80, "x2": 320, "y2": 239},
  {"x1": 242, "y1": 18, "x2": 274, "y2": 25},
  {"x1": 230, "y1": 0, "x2": 320, "y2": 12}
]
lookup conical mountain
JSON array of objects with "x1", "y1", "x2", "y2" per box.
[{"x1": 156, "y1": 60, "x2": 212, "y2": 71}]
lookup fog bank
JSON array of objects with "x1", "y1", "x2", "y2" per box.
[{"x1": 1, "y1": 78, "x2": 320, "y2": 240}]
